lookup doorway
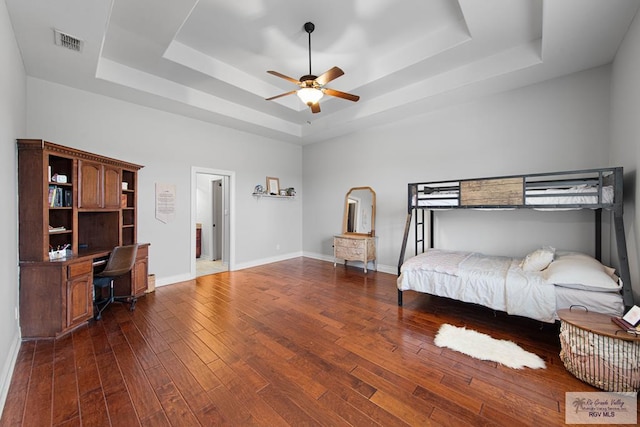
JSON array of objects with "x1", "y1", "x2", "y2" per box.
[{"x1": 192, "y1": 167, "x2": 235, "y2": 278}]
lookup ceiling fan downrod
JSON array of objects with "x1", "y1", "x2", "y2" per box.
[{"x1": 304, "y1": 22, "x2": 315, "y2": 79}]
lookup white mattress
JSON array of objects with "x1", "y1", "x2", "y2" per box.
[
  {"x1": 398, "y1": 249, "x2": 624, "y2": 323},
  {"x1": 416, "y1": 185, "x2": 614, "y2": 208},
  {"x1": 555, "y1": 286, "x2": 624, "y2": 318}
]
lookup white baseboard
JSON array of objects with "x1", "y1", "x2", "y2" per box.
[
  {"x1": 232, "y1": 251, "x2": 303, "y2": 271},
  {"x1": 154, "y1": 252, "x2": 396, "y2": 290},
  {"x1": 0, "y1": 329, "x2": 21, "y2": 419},
  {"x1": 303, "y1": 251, "x2": 397, "y2": 275}
]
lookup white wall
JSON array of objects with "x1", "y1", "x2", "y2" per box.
[
  {"x1": 0, "y1": 0, "x2": 25, "y2": 415},
  {"x1": 303, "y1": 66, "x2": 616, "y2": 276},
  {"x1": 611, "y1": 11, "x2": 640, "y2": 303},
  {"x1": 26, "y1": 77, "x2": 303, "y2": 285}
]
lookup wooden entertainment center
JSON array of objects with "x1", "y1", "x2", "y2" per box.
[{"x1": 17, "y1": 139, "x2": 148, "y2": 338}]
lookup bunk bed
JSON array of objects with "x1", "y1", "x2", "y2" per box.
[{"x1": 397, "y1": 167, "x2": 634, "y2": 323}]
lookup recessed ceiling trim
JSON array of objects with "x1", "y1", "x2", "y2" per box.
[{"x1": 96, "y1": 57, "x2": 303, "y2": 137}]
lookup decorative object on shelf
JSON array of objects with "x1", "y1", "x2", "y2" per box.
[
  {"x1": 51, "y1": 173, "x2": 67, "y2": 183},
  {"x1": 279, "y1": 189, "x2": 287, "y2": 196},
  {"x1": 266, "y1": 176, "x2": 280, "y2": 195},
  {"x1": 286, "y1": 187, "x2": 296, "y2": 196},
  {"x1": 254, "y1": 184, "x2": 264, "y2": 194}
]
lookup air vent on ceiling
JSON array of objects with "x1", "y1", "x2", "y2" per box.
[{"x1": 53, "y1": 29, "x2": 83, "y2": 52}]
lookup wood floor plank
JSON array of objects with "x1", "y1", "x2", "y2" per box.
[
  {"x1": 144, "y1": 364, "x2": 200, "y2": 426},
  {"x1": 22, "y1": 341, "x2": 54, "y2": 426},
  {"x1": 75, "y1": 388, "x2": 110, "y2": 427},
  {"x1": 0, "y1": 341, "x2": 35, "y2": 426},
  {"x1": 5, "y1": 257, "x2": 633, "y2": 426},
  {"x1": 153, "y1": 349, "x2": 217, "y2": 415},
  {"x1": 118, "y1": 320, "x2": 161, "y2": 371},
  {"x1": 167, "y1": 339, "x2": 222, "y2": 391},
  {"x1": 208, "y1": 358, "x2": 289, "y2": 427},
  {"x1": 110, "y1": 341, "x2": 164, "y2": 420}
]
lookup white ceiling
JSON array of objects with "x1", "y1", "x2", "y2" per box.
[{"x1": 6, "y1": 0, "x2": 640, "y2": 145}]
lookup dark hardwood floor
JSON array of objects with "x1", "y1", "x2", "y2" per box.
[{"x1": 1, "y1": 257, "x2": 637, "y2": 426}]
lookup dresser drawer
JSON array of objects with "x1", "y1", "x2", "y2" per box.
[
  {"x1": 335, "y1": 245, "x2": 365, "y2": 259},
  {"x1": 334, "y1": 236, "x2": 375, "y2": 260},
  {"x1": 68, "y1": 260, "x2": 93, "y2": 278},
  {"x1": 334, "y1": 238, "x2": 364, "y2": 249}
]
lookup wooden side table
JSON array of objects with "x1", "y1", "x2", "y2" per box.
[
  {"x1": 557, "y1": 308, "x2": 640, "y2": 392},
  {"x1": 333, "y1": 234, "x2": 376, "y2": 273}
]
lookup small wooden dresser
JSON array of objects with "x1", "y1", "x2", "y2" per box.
[{"x1": 333, "y1": 235, "x2": 376, "y2": 273}]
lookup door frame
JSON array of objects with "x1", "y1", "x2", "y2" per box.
[{"x1": 191, "y1": 166, "x2": 235, "y2": 277}]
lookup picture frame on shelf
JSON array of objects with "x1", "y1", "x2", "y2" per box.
[{"x1": 267, "y1": 176, "x2": 280, "y2": 195}]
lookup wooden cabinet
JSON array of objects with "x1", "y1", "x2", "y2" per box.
[
  {"x1": 78, "y1": 160, "x2": 121, "y2": 209},
  {"x1": 18, "y1": 139, "x2": 143, "y2": 261},
  {"x1": 129, "y1": 244, "x2": 149, "y2": 297},
  {"x1": 121, "y1": 169, "x2": 137, "y2": 245},
  {"x1": 333, "y1": 235, "x2": 377, "y2": 273},
  {"x1": 17, "y1": 139, "x2": 147, "y2": 338},
  {"x1": 65, "y1": 261, "x2": 93, "y2": 328},
  {"x1": 111, "y1": 243, "x2": 149, "y2": 299},
  {"x1": 17, "y1": 146, "x2": 75, "y2": 262},
  {"x1": 20, "y1": 259, "x2": 93, "y2": 338}
]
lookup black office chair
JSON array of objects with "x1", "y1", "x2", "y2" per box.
[{"x1": 93, "y1": 244, "x2": 139, "y2": 320}]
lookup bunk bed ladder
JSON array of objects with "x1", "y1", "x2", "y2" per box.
[{"x1": 614, "y1": 212, "x2": 634, "y2": 308}]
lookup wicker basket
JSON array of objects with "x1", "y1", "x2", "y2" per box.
[{"x1": 559, "y1": 321, "x2": 640, "y2": 392}]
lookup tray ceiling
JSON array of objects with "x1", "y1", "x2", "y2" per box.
[{"x1": 6, "y1": 0, "x2": 639, "y2": 144}]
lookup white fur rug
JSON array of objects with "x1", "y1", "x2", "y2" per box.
[{"x1": 434, "y1": 324, "x2": 546, "y2": 369}]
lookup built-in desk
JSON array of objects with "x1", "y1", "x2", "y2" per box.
[{"x1": 19, "y1": 243, "x2": 149, "y2": 339}]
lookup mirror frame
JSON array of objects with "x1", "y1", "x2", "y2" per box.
[{"x1": 342, "y1": 186, "x2": 376, "y2": 237}]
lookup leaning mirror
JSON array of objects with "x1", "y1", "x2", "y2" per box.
[{"x1": 342, "y1": 187, "x2": 376, "y2": 236}]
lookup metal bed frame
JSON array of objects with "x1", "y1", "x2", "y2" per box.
[{"x1": 397, "y1": 167, "x2": 634, "y2": 308}]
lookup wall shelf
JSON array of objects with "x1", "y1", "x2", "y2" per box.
[{"x1": 252, "y1": 193, "x2": 295, "y2": 199}]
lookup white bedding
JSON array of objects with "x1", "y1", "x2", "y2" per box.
[
  {"x1": 398, "y1": 249, "x2": 624, "y2": 323},
  {"x1": 416, "y1": 185, "x2": 614, "y2": 208}
]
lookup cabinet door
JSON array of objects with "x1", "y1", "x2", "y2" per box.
[
  {"x1": 66, "y1": 268, "x2": 93, "y2": 327},
  {"x1": 103, "y1": 165, "x2": 121, "y2": 208},
  {"x1": 78, "y1": 160, "x2": 102, "y2": 208},
  {"x1": 132, "y1": 257, "x2": 148, "y2": 296}
]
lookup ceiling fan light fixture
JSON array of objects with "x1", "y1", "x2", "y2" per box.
[{"x1": 297, "y1": 87, "x2": 323, "y2": 105}]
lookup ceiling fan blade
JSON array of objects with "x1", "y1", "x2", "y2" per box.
[
  {"x1": 323, "y1": 88, "x2": 360, "y2": 102},
  {"x1": 310, "y1": 102, "x2": 321, "y2": 114},
  {"x1": 267, "y1": 70, "x2": 301, "y2": 84},
  {"x1": 265, "y1": 90, "x2": 297, "y2": 101},
  {"x1": 315, "y1": 66, "x2": 344, "y2": 85}
]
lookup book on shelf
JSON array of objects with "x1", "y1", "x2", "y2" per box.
[
  {"x1": 48, "y1": 225, "x2": 66, "y2": 233},
  {"x1": 48, "y1": 185, "x2": 56, "y2": 207},
  {"x1": 48, "y1": 185, "x2": 64, "y2": 207},
  {"x1": 63, "y1": 189, "x2": 72, "y2": 207}
]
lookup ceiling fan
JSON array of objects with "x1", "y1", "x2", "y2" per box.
[{"x1": 266, "y1": 22, "x2": 359, "y2": 113}]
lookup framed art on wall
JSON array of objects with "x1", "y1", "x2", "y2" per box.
[{"x1": 267, "y1": 176, "x2": 280, "y2": 195}]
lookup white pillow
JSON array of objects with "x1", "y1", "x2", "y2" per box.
[
  {"x1": 520, "y1": 246, "x2": 555, "y2": 272},
  {"x1": 543, "y1": 252, "x2": 621, "y2": 292}
]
